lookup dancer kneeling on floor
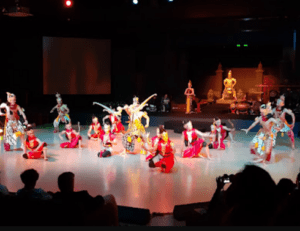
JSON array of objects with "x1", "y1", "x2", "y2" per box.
[
  {"x1": 88, "y1": 116, "x2": 104, "y2": 141},
  {"x1": 23, "y1": 125, "x2": 48, "y2": 160},
  {"x1": 181, "y1": 121, "x2": 215, "y2": 159},
  {"x1": 145, "y1": 127, "x2": 175, "y2": 173},
  {"x1": 59, "y1": 123, "x2": 82, "y2": 149},
  {"x1": 98, "y1": 123, "x2": 116, "y2": 158}
]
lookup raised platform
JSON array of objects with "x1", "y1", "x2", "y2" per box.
[{"x1": 216, "y1": 98, "x2": 236, "y2": 104}]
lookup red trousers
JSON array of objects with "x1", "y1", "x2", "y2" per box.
[
  {"x1": 27, "y1": 142, "x2": 47, "y2": 159},
  {"x1": 154, "y1": 154, "x2": 174, "y2": 173},
  {"x1": 60, "y1": 135, "x2": 82, "y2": 148}
]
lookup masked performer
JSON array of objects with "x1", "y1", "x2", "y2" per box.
[
  {"x1": 0, "y1": 92, "x2": 28, "y2": 151},
  {"x1": 184, "y1": 80, "x2": 195, "y2": 114},
  {"x1": 242, "y1": 103, "x2": 279, "y2": 163},
  {"x1": 120, "y1": 94, "x2": 156, "y2": 155},
  {"x1": 97, "y1": 123, "x2": 117, "y2": 158},
  {"x1": 50, "y1": 93, "x2": 71, "y2": 133},
  {"x1": 181, "y1": 121, "x2": 214, "y2": 159},
  {"x1": 23, "y1": 125, "x2": 48, "y2": 160},
  {"x1": 146, "y1": 128, "x2": 175, "y2": 173},
  {"x1": 59, "y1": 123, "x2": 82, "y2": 149},
  {"x1": 271, "y1": 95, "x2": 296, "y2": 149},
  {"x1": 87, "y1": 116, "x2": 104, "y2": 141},
  {"x1": 102, "y1": 106, "x2": 125, "y2": 134},
  {"x1": 210, "y1": 118, "x2": 235, "y2": 150}
]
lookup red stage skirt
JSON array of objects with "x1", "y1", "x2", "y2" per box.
[
  {"x1": 183, "y1": 138, "x2": 204, "y2": 158},
  {"x1": 60, "y1": 135, "x2": 82, "y2": 148},
  {"x1": 113, "y1": 122, "x2": 125, "y2": 133},
  {"x1": 154, "y1": 154, "x2": 174, "y2": 173},
  {"x1": 27, "y1": 142, "x2": 47, "y2": 159}
]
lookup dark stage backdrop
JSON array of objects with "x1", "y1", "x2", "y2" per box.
[{"x1": 43, "y1": 37, "x2": 111, "y2": 95}]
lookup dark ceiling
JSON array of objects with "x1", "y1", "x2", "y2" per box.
[{"x1": 1, "y1": 0, "x2": 299, "y2": 35}]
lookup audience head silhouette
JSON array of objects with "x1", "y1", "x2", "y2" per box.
[
  {"x1": 58, "y1": 172, "x2": 75, "y2": 193},
  {"x1": 20, "y1": 169, "x2": 39, "y2": 190}
]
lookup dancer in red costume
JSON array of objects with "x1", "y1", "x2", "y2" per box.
[
  {"x1": 59, "y1": 123, "x2": 82, "y2": 149},
  {"x1": 181, "y1": 121, "x2": 214, "y2": 159},
  {"x1": 23, "y1": 126, "x2": 48, "y2": 160},
  {"x1": 98, "y1": 124, "x2": 117, "y2": 158},
  {"x1": 102, "y1": 107, "x2": 125, "y2": 134},
  {"x1": 0, "y1": 92, "x2": 28, "y2": 152},
  {"x1": 211, "y1": 118, "x2": 235, "y2": 150},
  {"x1": 87, "y1": 116, "x2": 104, "y2": 140},
  {"x1": 146, "y1": 128, "x2": 175, "y2": 173}
]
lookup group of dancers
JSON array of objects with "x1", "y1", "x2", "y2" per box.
[{"x1": 0, "y1": 91, "x2": 296, "y2": 173}]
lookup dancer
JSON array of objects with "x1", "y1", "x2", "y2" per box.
[
  {"x1": 242, "y1": 103, "x2": 279, "y2": 163},
  {"x1": 50, "y1": 93, "x2": 71, "y2": 133},
  {"x1": 59, "y1": 123, "x2": 82, "y2": 149},
  {"x1": 23, "y1": 125, "x2": 48, "y2": 160},
  {"x1": 271, "y1": 95, "x2": 296, "y2": 149},
  {"x1": 87, "y1": 116, "x2": 104, "y2": 140},
  {"x1": 146, "y1": 128, "x2": 175, "y2": 173},
  {"x1": 120, "y1": 94, "x2": 156, "y2": 155},
  {"x1": 0, "y1": 92, "x2": 28, "y2": 152},
  {"x1": 184, "y1": 80, "x2": 195, "y2": 114},
  {"x1": 97, "y1": 123, "x2": 117, "y2": 158},
  {"x1": 102, "y1": 106, "x2": 125, "y2": 134},
  {"x1": 181, "y1": 121, "x2": 214, "y2": 159},
  {"x1": 211, "y1": 118, "x2": 235, "y2": 150}
]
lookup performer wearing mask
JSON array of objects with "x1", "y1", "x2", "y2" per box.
[
  {"x1": 0, "y1": 92, "x2": 28, "y2": 152},
  {"x1": 50, "y1": 93, "x2": 71, "y2": 133}
]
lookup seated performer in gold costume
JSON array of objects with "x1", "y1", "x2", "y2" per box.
[{"x1": 221, "y1": 70, "x2": 237, "y2": 100}]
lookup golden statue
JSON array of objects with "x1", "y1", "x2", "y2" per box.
[{"x1": 222, "y1": 70, "x2": 237, "y2": 100}]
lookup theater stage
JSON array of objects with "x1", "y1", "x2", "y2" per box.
[{"x1": 0, "y1": 123, "x2": 299, "y2": 214}]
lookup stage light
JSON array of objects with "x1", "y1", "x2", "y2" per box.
[
  {"x1": 168, "y1": 0, "x2": 174, "y2": 1},
  {"x1": 133, "y1": 0, "x2": 138, "y2": 4},
  {"x1": 236, "y1": 44, "x2": 241, "y2": 47},
  {"x1": 65, "y1": 0, "x2": 73, "y2": 7},
  {"x1": 243, "y1": 44, "x2": 248, "y2": 47}
]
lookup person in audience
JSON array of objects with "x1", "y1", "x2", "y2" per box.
[
  {"x1": 0, "y1": 183, "x2": 9, "y2": 196},
  {"x1": 161, "y1": 94, "x2": 171, "y2": 112},
  {"x1": 16, "y1": 169, "x2": 52, "y2": 200},
  {"x1": 52, "y1": 172, "x2": 119, "y2": 226}
]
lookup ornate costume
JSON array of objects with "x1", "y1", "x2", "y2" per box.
[
  {"x1": 50, "y1": 93, "x2": 71, "y2": 133},
  {"x1": 88, "y1": 117, "x2": 104, "y2": 140},
  {"x1": 121, "y1": 94, "x2": 155, "y2": 154},
  {"x1": 146, "y1": 131, "x2": 175, "y2": 173},
  {"x1": 271, "y1": 95, "x2": 295, "y2": 149},
  {"x1": 210, "y1": 118, "x2": 235, "y2": 150},
  {"x1": 184, "y1": 80, "x2": 194, "y2": 114},
  {"x1": 24, "y1": 133, "x2": 47, "y2": 160},
  {"x1": 222, "y1": 70, "x2": 237, "y2": 100},
  {"x1": 60, "y1": 128, "x2": 82, "y2": 148},
  {"x1": 181, "y1": 121, "x2": 212, "y2": 159},
  {"x1": 98, "y1": 124, "x2": 116, "y2": 158},
  {"x1": 243, "y1": 103, "x2": 279, "y2": 163},
  {"x1": 0, "y1": 92, "x2": 28, "y2": 151}
]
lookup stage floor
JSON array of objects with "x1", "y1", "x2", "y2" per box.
[{"x1": 0, "y1": 125, "x2": 299, "y2": 213}]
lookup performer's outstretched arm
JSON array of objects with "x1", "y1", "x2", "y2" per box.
[
  {"x1": 242, "y1": 117, "x2": 260, "y2": 134},
  {"x1": 59, "y1": 131, "x2": 66, "y2": 140},
  {"x1": 50, "y1": 105, "x2": 57, "y2": 113},
  {"x1": 142, "y1": 112, "x2": 150, "y2": 128},
  {"x1": 102, "y1": 115, "x2": 110, "y2": 124},
  {"x1": 195, "y1": 129, "x2": 215, "y2": 139},
  {"x1": 87, "y1": 125, "x2": 93, "y2": 138},
  {"x1": 284, "y1": 109, "x2": 296, "y2": 128}
]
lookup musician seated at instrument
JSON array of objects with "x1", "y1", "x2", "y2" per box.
[{"x1": 161, "y1": 94, "x2": 171, "y2": 112}]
